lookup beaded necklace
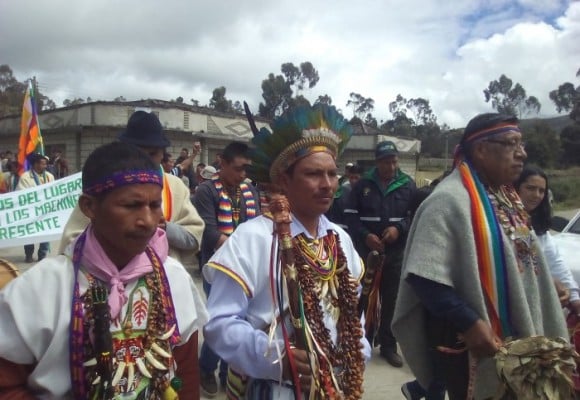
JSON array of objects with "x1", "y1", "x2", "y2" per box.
[
  {"x1": 487, "y1": 185, "x2": 538, "y2": 273},
  {"x1": 293, "y1": 231, "x2": 364, "y2": 399},
  {"x1": 69, "y1": 231, "x2": 182, "y2": 399}
]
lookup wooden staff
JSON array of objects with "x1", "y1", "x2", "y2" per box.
[
  {"x1": 269, "y1": 193, "x2": 310, "y2": 400},
  {"x1": 269, "y1": 194, "x2": 306, "y2": 349}
]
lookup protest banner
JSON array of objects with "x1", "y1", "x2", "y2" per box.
[{"x1": 0, "y1": 172, "x2": 81, "y2": 248}]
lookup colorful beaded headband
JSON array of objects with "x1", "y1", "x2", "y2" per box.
[
  {"x1": 83, "y1": 170, "x2": 163, "y2": 196},
  {"x1": 463, "y1": 123, "x2": 521, "y2": 144}
]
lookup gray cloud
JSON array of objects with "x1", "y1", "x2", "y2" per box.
[{"x1": 1, "y1": 0, "x2": 578, "y2": 127}]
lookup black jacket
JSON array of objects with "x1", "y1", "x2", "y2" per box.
[{"x1": 345, "y1": 168, "x2": 416, "y2": 255}]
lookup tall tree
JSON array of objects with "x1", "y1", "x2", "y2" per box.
[
  {"x1": 406, "y1": 97, "x2": 437, "y2": 126},
  {"x1": 549, "y1": 68, "x2": 580, "y2": 122},
  {"x1": 209, "y1": 86, "x2": 233, "y2": 113},
  {"x1": 315, "y1": 94, "x2": 332, "y2": 105},
  {"x1": 346, "y1": 92, "x2": 374, "y2": 118},
  {"x1": 63, "y1": 98, "x2": 85, "y2": 107},
  {"x1": 259, "y1": 61, "x2": 318, "y2": 119},
  {"x1": 388, "y1": 94, "x2": 408, "y2": 119},
  {"x1": 0, "y1": 65, "x2": 55, "y2": 117},
  {"x1": 483, "y1": 74, "x2": 541, "y2": 117}
]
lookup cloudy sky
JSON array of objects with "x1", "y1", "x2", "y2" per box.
[{"x1": 1, "y1": 0, "x2": 579, "y2": 128}]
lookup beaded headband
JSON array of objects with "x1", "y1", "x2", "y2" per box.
[
  {"x1": 83, "y1": 170, "x2": 163, "y2": 196},
  {"x1": 463, "y1": 123, "x2": 521, "y2": 144},
  {"x1": 245, "y1": 104, "x2": 353, "y2": 184}
]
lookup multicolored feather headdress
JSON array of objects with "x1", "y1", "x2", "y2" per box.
[{"x1": 245, "y1": 104, "x2": 353, "y2": 183}]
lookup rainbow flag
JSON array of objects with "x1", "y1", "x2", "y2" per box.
[{"x1": 17, "y1": 82, "x2": 44, "y2": 175}]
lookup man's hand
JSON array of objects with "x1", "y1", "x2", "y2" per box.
[
  {"x1": 554, "y1": 279, "x2": 570, "y2": 306},
  {"x1": 282, "y1": 348, "x2": 312, "y2": 393},
  {"x1": 365, "y1": 233, "x2": 383, "y2": 253},
  {"x1": 192, "y1": 141, "x2": 201, "y2": 155},
  {"x1": 462, "y1": 319, "x2": 501, "y2": 358},
  {"x1": 381, "y1": 226, "x2": 399, "y2": 245}
]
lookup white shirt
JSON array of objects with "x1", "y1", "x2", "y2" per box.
[
  {"x1": 538, "y1": 231, "x2": 580, "y2": 302},
  {"x1": 0, "y1": 254, "x2": 207, "y2": 398},
  {"x1": 203, "y1": 214, "x2": 370, "y2": 383}
]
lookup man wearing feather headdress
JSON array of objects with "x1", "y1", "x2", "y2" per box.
[{"x1": 202, "y1": 104, "x2": 370, "y2": 399}]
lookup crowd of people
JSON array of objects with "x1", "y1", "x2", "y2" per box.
[{"x1": 0, "y1": 106, "x2": 578, "y2": 400}]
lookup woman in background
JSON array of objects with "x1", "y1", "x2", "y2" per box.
[{"x1": 515, "y1": 165, "x2": 580, "y2": 315}]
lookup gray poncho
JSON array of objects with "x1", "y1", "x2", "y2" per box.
[{"x1": 392, "y1": 169, "x2": 568, "y2": 400}]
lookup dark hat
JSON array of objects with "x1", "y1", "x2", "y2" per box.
[
  {"x1": 118, "y1": 111, "x2": 170, "y2": 148},
  {"x1": 375, "y1": 140, "x2": 399, "y2": 159},
  {"x1": 28, "y1": 152, "x2": 49, "y2": 164}
]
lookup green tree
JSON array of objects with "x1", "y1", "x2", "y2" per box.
[
  {"x1": 315, "y1": 94, "x2": 332, "y2": 105},
  {"x1": 406, "y1": 97, "x2": 437, "y2": 126},
  {"x1": 388, "y1": 94, "x2": 408, "y2": 119},
  {"x1": 521, "y1": 120, "x2": 560, "y2": 168},
  {"x1": 346, "y1": 92, "x2": 374, "y2": 118},
  {"x1": 549, "y1": 68, "x2": 580, "y2": 122},
  {"x1": 209, "y1": 86, "x2": 233, "y2": 113},
  {"x1": 483, "y1": 74, "x2": 541, "y2": 117},
  {"x1": 560, "y1": 124, "x2": 580, "y2": 166},
  {"x1": 63, "y1": 98, "x2": 85, "y2": 107},
  {"x1": 364, "y1": 113, "x2": 378, "y2": 128},
  {"x1": 259, "y1": 61, "x2": 319, "y2": 119},
  {"x1": 0, "y1": 65, "x2": 55, "y2": 116}
]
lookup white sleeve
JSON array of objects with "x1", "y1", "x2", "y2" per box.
[
  {"x1": 203, "y1": 271, "x2": 285, "y2": 380},
  {"x1": 540, "y1": 232, "x2": 580, "y2": 301}
]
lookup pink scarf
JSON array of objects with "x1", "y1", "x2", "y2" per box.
[{"x1": 79, "y1": 225, "x2": 169, "y2": 319}]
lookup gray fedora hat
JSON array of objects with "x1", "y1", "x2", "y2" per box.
[{"x1": 118, "y1": 111, "x2": 170, "y2": 148}]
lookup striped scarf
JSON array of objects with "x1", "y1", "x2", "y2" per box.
[
  {"x1": 459, "y1": 161, "x2": 512, "y2": 337},
  {"x1": 213, "y1": 178, "x2": 257, "y2": 235}
]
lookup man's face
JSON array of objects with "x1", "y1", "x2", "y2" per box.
[
  {"x1": 280, "y1": 152, "x2": 338, "y2": 220},
  {"x1": 474, "y1": 129, "x2": 527, "y2": 186},
  {"x1": 161, "y1": 156, "x2": 174, "y2": 173},
  {"x1": 348, "y1": 172, "x2": 361, "y2": 186},
  {"x1": 220, "y1": 156, "x2": 250, "y2": 187},
  {"x1": 138, "y1": 146, "x2": 164, "y2": 166},
  {"x1": 180, "y1": 149, "x2": 188, "y2": 158},
  {"x1": 376, "y1": 155, "x2": 398, "y2": 181},
  {"x1": 33, "y1": 158, "x2": 48, "y2": 174},
  {"x1": 81, "y1": 184, "x2": 163, "y2": 266}
]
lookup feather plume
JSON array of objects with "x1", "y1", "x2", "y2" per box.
[{"x1": 246, "y1": 104, "x2": 352, "y2": 184}]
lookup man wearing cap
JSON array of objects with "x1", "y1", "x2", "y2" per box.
[
  {"x1": 17, "y1": 153, "x2": 55, "y2": 262},
  {"x1": 345, "y1": 140, "x2": 416, "y2": 367},
  {"x1": 59, "y1": 111, "x2": 205, "y2": 269},
  {"x1": 392, "y1": 113, "x2": 567, "y2": 399},
  {"x1": 193, "y1": 141, "x2": 259, "y2": 396}
]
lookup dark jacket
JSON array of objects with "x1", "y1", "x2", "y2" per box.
[
  {"x1": 325, "y1": 183, "x2": 353, "y2": 231},
  {"x1": 346, "y1": 168, "x2": 416, "y2": 255},
  {"x1": 193, "y1": 179, "x2": 260, "y2": 265}
]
